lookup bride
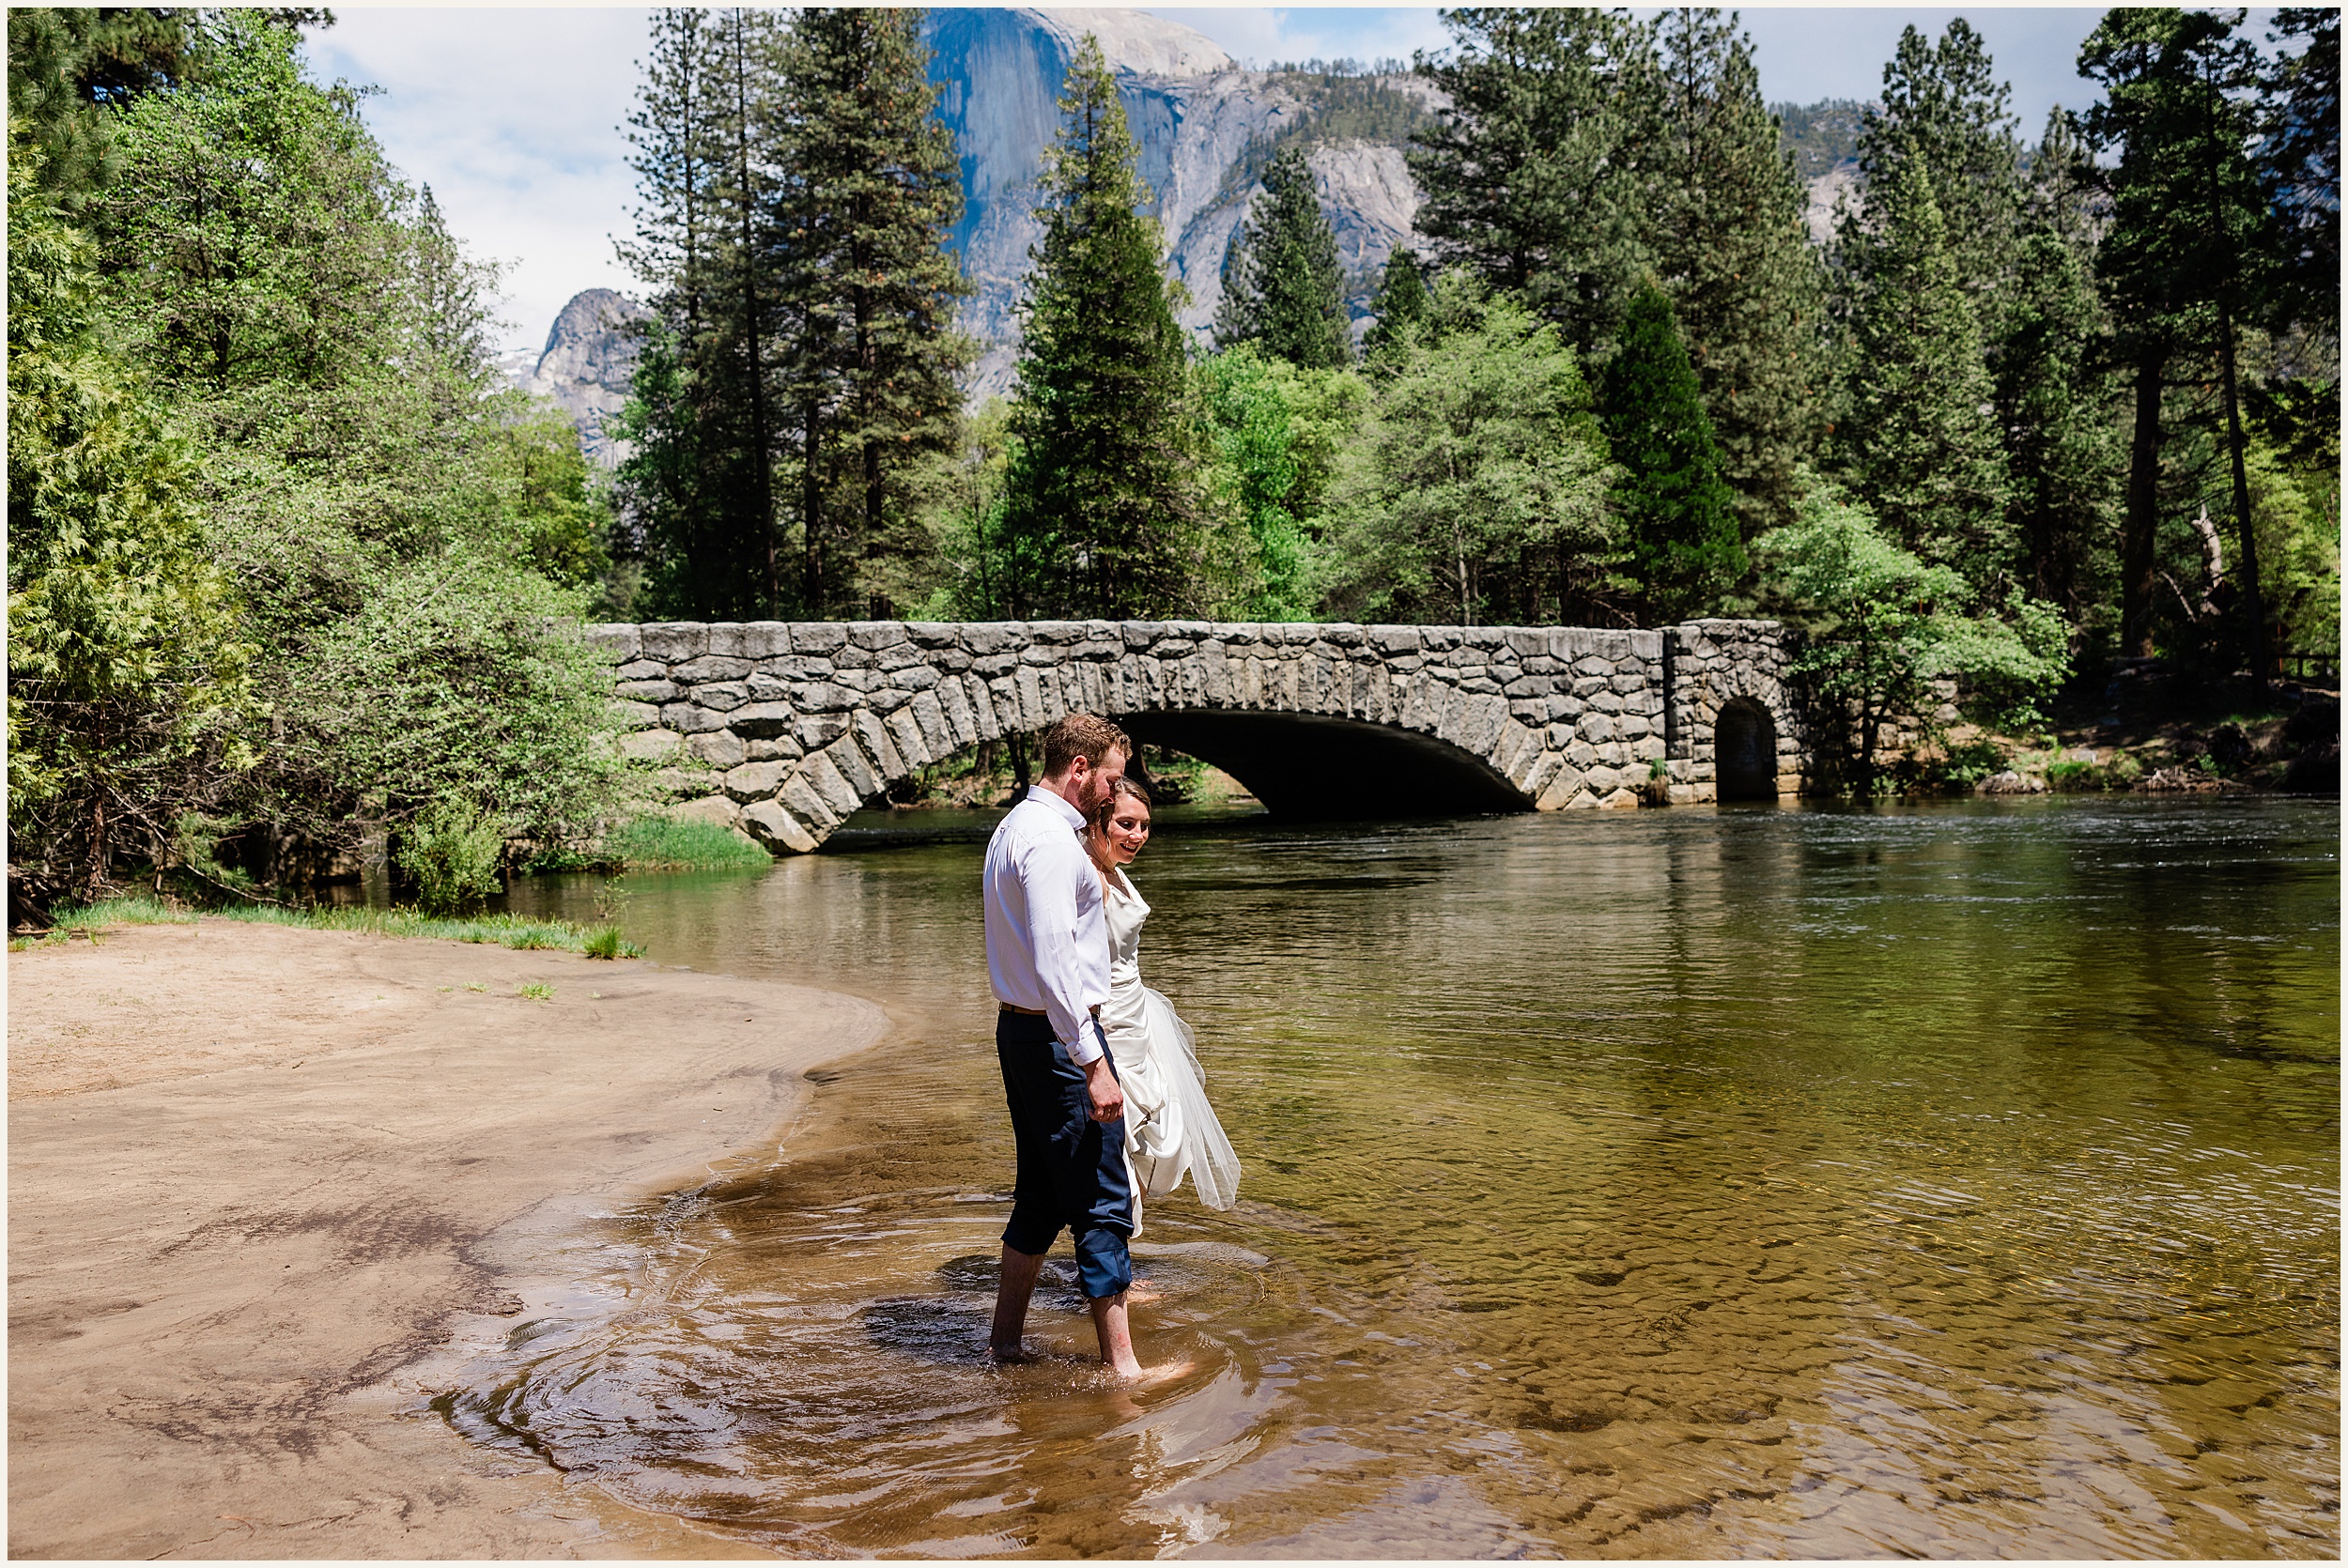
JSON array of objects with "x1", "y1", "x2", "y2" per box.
[{"x1": 1085, "y1": 776, "x2": 1241, "y2": 1231}]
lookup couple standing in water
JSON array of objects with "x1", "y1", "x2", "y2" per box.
[{"x1": 981, "y1": 714, "x2": 1241, "y2": 1380}]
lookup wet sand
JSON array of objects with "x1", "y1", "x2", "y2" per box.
[{"x1": 8, "y1": 918, "x2": 887, "y2": 1559}]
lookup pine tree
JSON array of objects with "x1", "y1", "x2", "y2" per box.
[
  {"x1": 1215, "y1": 145, "x2": 1350, "y2": 368},
  {"x1": 2083, "y1": 8, "x2": 2281, "y2": 669},
  {"x1": 999, "y1": 36, "x2": 1201, "y2": 619},
  {"x1": 1602, "y1": 282, "x2": 1743, "y2": 622},
  {"x1": 774, "y1": 8, "x2": 970, "y2": 620},
  {"x1": 1362, "y1": 246, "x2": 1429, "y2": 364},
  {"x1": 1640, "y1": 8, "x2": 1827, "y2": 539},
  {"x1": 618, "y1": 8, "x2": 780, "y2": 620},
  {"x1": 1996, "y1": 111, "x2": 2120, "y2": 621},
  {"x1": 1838, "y1": 150, "x2": 2013, "y2": 588},
  {"x1": 1851, "y1": 20, "x2": 2025, "y2": 323},
  {"x1": 1409, "y1": 8, "x2": 1652, "y2": 357}
]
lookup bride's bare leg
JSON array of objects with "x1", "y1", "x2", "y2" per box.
[{"x1": 1089, "y1": 1292, "x2": 1191, "y2": 1383}]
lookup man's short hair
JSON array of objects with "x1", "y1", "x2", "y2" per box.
[{"x1": 1042, "y1": 714, "x2": 1130, "y2": 778}]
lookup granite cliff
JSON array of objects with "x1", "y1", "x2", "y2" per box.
[
  {"x1": 520, "y1": 286, "x2": 652, "y2": 464},
  {"x1": 926, "y1": 8, "x2": 1435, "y2": 397},
  {"x1": 521, "y1": 9, "x2": 1850, "y2": 442}
]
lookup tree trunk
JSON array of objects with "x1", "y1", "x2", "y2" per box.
[
  {"x1": 2119, "y1": 340, "x2": 2167, "y2": 659},
  {"x1": 731, "y1": 13, "x2": 777, "y2": 619},
  {"x1": 802, "y1": 398, "x2": 824, "y2": 612},
  {"x1": 2216, "y1": 300, "x2": 2268, "y2": 683}
]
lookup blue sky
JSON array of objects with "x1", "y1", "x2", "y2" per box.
[{"x1": 301, "y1": 7, "x2": 2247, "y2": 360}]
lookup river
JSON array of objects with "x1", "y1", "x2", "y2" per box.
[{"x1": 465, "y1": 795, "x2": 2337, "y2": 1557}]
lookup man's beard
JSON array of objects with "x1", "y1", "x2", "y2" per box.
[{"x1": 1083, "y1": 761, "x2": 1122, "y2": 813}]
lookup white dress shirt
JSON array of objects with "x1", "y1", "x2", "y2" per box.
[{"x1": 983, "y1": 786, "x2": 1109, "y2": 1063}]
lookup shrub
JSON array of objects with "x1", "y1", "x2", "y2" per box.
[
  {"x1": 2047, "y1": 759, "x2": 2102, "y2": 792},
  {"x1": 396, "y1": 796, "x2": 508, "y2": 915},
  {"x1": 583, "y1": 925, "x2": 626, "y2": 961}
]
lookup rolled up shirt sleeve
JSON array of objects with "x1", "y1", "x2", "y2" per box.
[{"x1": 1023, "y1": 833, "x2": 1104, "y2": 1063}]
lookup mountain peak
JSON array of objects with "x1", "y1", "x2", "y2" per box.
[{"x1": 1024, "y1": 8, "x2": 1235, "y2": 77}]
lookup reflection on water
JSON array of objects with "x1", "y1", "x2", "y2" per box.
[{"x1": 469, "y1": 797, "x2": 2340, "y2": 1557}]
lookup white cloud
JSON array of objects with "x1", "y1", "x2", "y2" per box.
[{"x1": 307, "y1": 7, "x2": 651, "y2": 358}]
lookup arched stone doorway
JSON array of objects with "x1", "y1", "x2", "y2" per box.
[{"x1": 1715, "y1": 697, "x2": 1779, "y2": 801}]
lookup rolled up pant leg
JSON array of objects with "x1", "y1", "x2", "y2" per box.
[{"x1": 996, "y1": 1011, "x2": 1132, "y2": 1299}]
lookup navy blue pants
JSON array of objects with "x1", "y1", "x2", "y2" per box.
[{"x1": 996, "y1": 1009, "x2": 1133, "y2": 1299}]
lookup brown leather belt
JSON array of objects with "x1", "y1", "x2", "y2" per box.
[{"x1": 999, "y1": 1003, "x2": 1102, "y2": 1017}]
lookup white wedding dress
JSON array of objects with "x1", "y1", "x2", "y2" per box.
[{"x1": 1099, "y1": 866, "x2": 1241, "y2": 1230}]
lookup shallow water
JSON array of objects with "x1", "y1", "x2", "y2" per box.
[{"x1": 470, "y1": 797, "x2": 2340, "y2": 1557}]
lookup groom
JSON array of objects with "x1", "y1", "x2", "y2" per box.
[{"x1": 982, "y1": 713, "x2": 1153, "y2": 1377}]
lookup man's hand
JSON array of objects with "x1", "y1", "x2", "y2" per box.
[{"x1": 1082, "y1": 1055, "x2": 1124, "y2": 1123}]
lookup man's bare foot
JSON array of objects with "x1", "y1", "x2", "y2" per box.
[
  {"x1": 1116, "y1": 1357, "x2": 1195, "y2": 1388},
  {"x1": 1125, "y1": 1278, "x2": 1164, "y2": 1305},
  {"x1": 984, "y1": 1341, "x2": 1040, "y2": 1364}
]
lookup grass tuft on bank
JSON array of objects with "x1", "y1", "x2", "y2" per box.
[
  {"x1": 12, "y1": 897, "x2": 645, "y2": 958},
  {"x1": 595, "y1": 814, "x2": 773, "y2": 871}
]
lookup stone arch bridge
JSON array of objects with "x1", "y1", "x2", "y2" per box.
[{"x1": 588, "y1": 619, "x2": 1812, "y2": 854}]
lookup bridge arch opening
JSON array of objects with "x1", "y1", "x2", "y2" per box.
[
  {"x1": 1115, "y1": 710, "x2": 1531, "y2": 820},
  {"x1": 1715, "y1": 697, "x2": 1779, "y2": 801}
]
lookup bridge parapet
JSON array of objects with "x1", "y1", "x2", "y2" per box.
[{"x1": 586, "y1": 619, "x2": 1809, "y2": 853}]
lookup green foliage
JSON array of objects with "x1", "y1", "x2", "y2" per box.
[
  {"x1": 1757, "y1": 472, "x2": 2068, "y2": 791},
  {"x1": 7, "y1": 16, "x2": 635, "y2": 903},
  {"x1": 1601, "y1": 283, "x2": 1744, "y2": 623},
  {"x1": 7, "y1": 130, "x2": 262, "y2": 899},
  {"x1": 1410, "y1": 8, "x2": 1652, "y2": 357},
  {"x1": 1836, "y1": 149, "x2": 2014, "y2": 586},
  {"x1": 517, "y1": 981, "x2": 556, "y2": 1002},
  {"x1": 1998, "y1": 114, "x2": 2122, "y2": 624},
  {"x1": 1216, "y1": 146, "x2": 1351, "y2": 369},
  {"x1": 616, "y1": 8, "x2": 968, "y2": 622},
  {"x1": 20, "y1": 896, "x2": 645, "y2": 959},
  {"x1": 1325, "y1": 275, "x2": 1615, "y2": 624},
  {"x1": 2261, "y1": 8, "x2": 2340, "y2": 349},
  {"x1": 395, "y1": 795, "x2": 508, "y2": 915},
  {"x1": 1852, "y1": 20, "x2": 2024, "y2": 322},
  {"x1": 598, "y1": 814, "x2": 772, "y2": 870},
  {"x1": 1000, "y1": 35, "x2": 1203, "y2": 619},
  {"x1": 1642, "y1": 11, "x2": 1828, "y2": 538},
  {"x1": 7, "y1": 8, "x2": 206, "y2": 208},
  {"x1": 583, "y1": 926, "x2": 627, "y2": 961},
  {"x1": 1197, "y1": 347, "x2": 1369, "y2": 620},
  {"x1": 1362, "y1": 247, "x2": 1429, "y2": 365},
  {"x1": 2081, "y1": 8, "x2": 2291, "y2": 665}
]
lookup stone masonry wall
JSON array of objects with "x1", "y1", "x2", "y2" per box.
[{"x1": 586, "y1": 619, "x2": 1808, "y2": 853}]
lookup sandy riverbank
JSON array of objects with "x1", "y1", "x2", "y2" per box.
[{"x1": 8, "y1": 918, "x2": 888, "y2": 1559}]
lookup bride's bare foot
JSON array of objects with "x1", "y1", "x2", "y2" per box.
[{"x1": 1125, "y1": 1278, "x2": 1164, "y2": 1305}]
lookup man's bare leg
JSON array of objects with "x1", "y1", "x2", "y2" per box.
[
  {"x1": 1089, "y1": 1290, "x2": 1145, "y2": 1378},
  {"x1": 989, "y1": 1244, "x2": 1046, "y2": 1360}
]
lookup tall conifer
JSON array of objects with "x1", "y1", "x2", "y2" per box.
[
  {"x1": 1851, "y1": 20, "x2": 2024, "y2": 323},
  {"x1": 1000, "y1": 36, "x2": 1200, "y2": 619},
  {"x1": 1639, "y1": 8, "x2": 1826, "y2": 538},
  {"x1": 1410, "y1": 8, "x2": 1651, "y2": 357},
  {"x1": 1603, "y1": 282, "x2": 1743, "y2": 622},
  {"x1": 1215, "y1": 145, "x2": 1350, "y2": 368},
  {"x1": 617, "y1": 7, "x2": 780, "y2": 619},
  {"x1": 1839, "y1": 150, "x2": 2013, "y2": 587},
  {"x1": 1362, "y1": 246, "x2": 1429, "y2": 365},
  {"x1": 775, "y1": 7, "x2": 969, "y2": 618},
  {"x1": 1997, "y1": 111, "x2": 2119, "y2": 621}
]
